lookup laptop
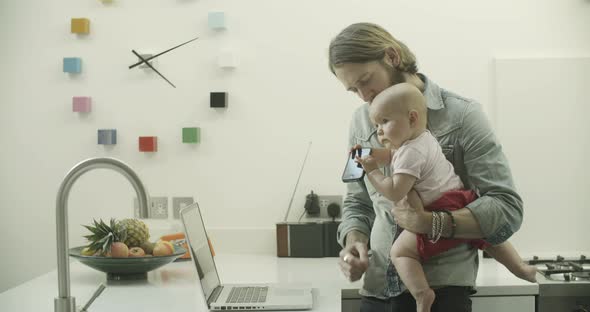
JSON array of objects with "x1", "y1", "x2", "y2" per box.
[{"x1": 180, "y1": 202, "x2": 313, "y2": 311}]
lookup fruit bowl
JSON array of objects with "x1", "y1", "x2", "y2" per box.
[{"x1": 69, "y1": 245, "x2": 187, "y2": 280}]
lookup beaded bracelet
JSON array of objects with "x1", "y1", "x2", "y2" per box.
[
  {"x1": 429, "y1": 211, "x2": 445, "y2": 243},
  {"x1": 436, "y1": 212, "x2": 445, "y2": 243},
  {"x1": 439, "y1": 210, "x2": 456, "y2": 239},
  {"x1": 429, "y1": 211, "x2": 438, "y2": 241}
]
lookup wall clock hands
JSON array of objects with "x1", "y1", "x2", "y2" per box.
[
  {"x1": 131, "y1": 50, "x2": 176, "y2": 88},
  {"x1": 128, "y1": 36, "x2": 199, "y2": 69}
]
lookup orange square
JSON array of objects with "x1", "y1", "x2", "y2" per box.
[{"x1": 71, "y1": 18, "x2": 90, "y2": 34}]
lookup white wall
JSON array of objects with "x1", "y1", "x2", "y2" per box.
[{"x1": 1, "y1": 0, "x2": 589, "y2": 292}]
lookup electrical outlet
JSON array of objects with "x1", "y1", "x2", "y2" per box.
[
  {"x1": 172, "y1": 197, "x2": 194, "y2": 219},
  {"x1": 150, "y1": 197, "x2": 168, "y2": 219},
  {"x1": 318, "y1": 195, "x2": 343, "y2": 219},
  {"x1": 135, "y1": 197, "x2": 168, "y2": 219}
]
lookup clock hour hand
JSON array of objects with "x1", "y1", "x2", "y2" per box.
[
  {"x1": 128, "y1": 36, "x2": 199, "y2": 69},
  {"x1": 132, "y1": 50, "x2": 176, "y2": 88}
]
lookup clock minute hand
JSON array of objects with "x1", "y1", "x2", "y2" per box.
[
  {"x1": 132, "y1": 50, "x2": 176, "y2": 88},
  {"x1": 128, "y1": 36, "x2": 199, "y2": 69}
]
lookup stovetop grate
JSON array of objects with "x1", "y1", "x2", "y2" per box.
[{"x1": 528, "y1": 255, "x2": 590, "y2": 281}]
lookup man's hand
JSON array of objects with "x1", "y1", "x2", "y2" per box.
[
  {"x1": 391, "y1": 190, "x2": 431, "y2": 234},
  {"x1": 339, "y1": 231, "x2": 370, "y2": 282}
]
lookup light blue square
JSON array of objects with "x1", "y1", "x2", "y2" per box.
[
  {"x1": 63, "y1": 57, "x2": 82, "y2": 73},
  {"x1": 98, "y1": 129, "x2": 117, "y2": 145},
  {"x1": 208, "y1": 12, "x2": 226, "y2": 30}
]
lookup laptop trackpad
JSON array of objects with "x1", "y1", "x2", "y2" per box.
[{"x1": 274, "y1": 289, "x2": 305, "y2": 296}]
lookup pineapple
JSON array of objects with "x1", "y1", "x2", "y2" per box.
[
  {"x1": 82, "y1": 218, "x2": 150, "y2": 255},
  {"x1": 82, "y1": 218, "x2": 127, "y2": 255},
  {"x1": 119, "y1": 218, "x2": 150, "y2": 247}
]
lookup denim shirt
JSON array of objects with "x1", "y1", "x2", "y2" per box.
[{"x1": 337, "y1": 74, "x2": 524, "y2": 299}]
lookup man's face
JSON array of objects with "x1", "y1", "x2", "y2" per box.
[{"x1": 334, "y1": 60, "x2": 404, "y2": 104}]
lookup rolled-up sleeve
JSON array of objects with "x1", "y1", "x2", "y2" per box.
[
  {"x1": 337, "y1": 119, "x2": 376, "y2": 247},
  {"x1": 460, "y1": 103, "x2": 523, "y2": 245}
]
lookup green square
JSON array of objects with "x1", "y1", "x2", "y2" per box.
[{"x1": 182, "y1": 127, "x2": 200, "y2": 143}]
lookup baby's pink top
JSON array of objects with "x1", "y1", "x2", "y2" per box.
[{"x1": 391, "y1": 130, "x2": 463, "y2": 206}]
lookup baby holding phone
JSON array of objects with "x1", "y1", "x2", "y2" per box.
[{"x1": 354, "y1": 83, "x2": 536, "y2": 312}]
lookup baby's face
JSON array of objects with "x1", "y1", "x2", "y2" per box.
[{"x1": 370, "y1": 102, "x2": 413, "y2": 149}]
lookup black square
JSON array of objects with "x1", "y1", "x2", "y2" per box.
[
  {"x1": 289, "y1": 223, "x2": 324, "y2": 257},
  {"x1": 210, "y1": 92, "x2": 227, "y2": 108}
]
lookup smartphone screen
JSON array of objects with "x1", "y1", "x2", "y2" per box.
[{"x1": 341, "y1": 148, "x2": 371, "y2": 183}]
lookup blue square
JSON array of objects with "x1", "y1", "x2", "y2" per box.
[
  {"x1": 208, "y1": 12, "x2": 226, "y2": 30},
  {"x1": 63, "y1": 57, "x2": 82, "y2": 73},
  {"x1": 98, "y1": 129, "x2": 117, "y2": 145}
]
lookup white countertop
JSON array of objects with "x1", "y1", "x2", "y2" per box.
[{"x1": 0, "y1": 254, "x2": 537, "y2": 311}]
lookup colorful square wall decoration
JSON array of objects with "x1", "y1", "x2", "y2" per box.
[
  {"x1": 182, "y1": 127, "x2": 200, "y2": 143},
  {"x1": 139, "y1": 136, "x2": 157, "y2": 152}
]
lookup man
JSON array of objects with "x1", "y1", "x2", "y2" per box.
[{"x1": 328, "y1": 23, "x2": 523, "y2": 312}]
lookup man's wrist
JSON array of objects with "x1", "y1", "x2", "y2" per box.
[
  {"x1": 420, "y1": 211, "x2": 433, "y2": 234},
  {"x1": 345, "y1": 230, "x2": 369, "y2": 247},
  {"x1": 439, "y1": 210, "x2": 456, "y2": 238}
]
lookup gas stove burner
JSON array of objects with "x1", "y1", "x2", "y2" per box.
[
  {"x1": 546, "y1": 263, "x2": 573, "y2": 270},
  {"x1": 529, "y1": 254, "x2": 590, "y2": 282},
  {"x1": 530, "y1": 254, "x2": 590, "y2": 312},
  {"x1": 545, "y1": 272, "x2": 589, "y2": 282},
  {"x1": 571, "y1": 271, "x2": 590, "y2": 281}
]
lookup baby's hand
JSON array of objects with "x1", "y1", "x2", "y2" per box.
[
  {"x1": 355, "y1": 155, "x2": 378, "y2": 173},
  {"x1": 349, "y1": 144, "x2": 363, "y2": 157}
]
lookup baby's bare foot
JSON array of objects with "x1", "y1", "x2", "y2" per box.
[
  {"x1": 521, "y1": 265, "x2": 538, "y2": 283},
  {"x1": 415, "y1": 288, "x2": 435, "y2": 312},
  {"x1": 512, "y1": 263, "x2": 537, "y2": 283}
]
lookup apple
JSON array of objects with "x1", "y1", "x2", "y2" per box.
[
  {"x1": 153, "y1": 241, "x2": 174, "y2": 256},
  {"x1": 128, "y1": 247, "x2": 146, "y2": 257},
  {"x1": 110, "y1": 242, "x2": 129, "y2": 258}
]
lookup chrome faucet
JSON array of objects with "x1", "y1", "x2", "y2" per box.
[{"x1": 54, "y1": 158, "x2": 150, "y2": 312}]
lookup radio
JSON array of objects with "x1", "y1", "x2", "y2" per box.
[
  {"x1": 275, "y1": 142, "x2": 342, "y2": 258},
  {"x1": 275, "y1": 221, "x2": 341, "y2": 257}
]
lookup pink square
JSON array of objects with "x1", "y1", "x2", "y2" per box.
[{"x1": 73, "y1": 96, "x2": 92, "y2": 112}]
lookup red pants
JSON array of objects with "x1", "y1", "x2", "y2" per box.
[{"x1": 417, "y1": 189, "x2": 490, "y2": 261}]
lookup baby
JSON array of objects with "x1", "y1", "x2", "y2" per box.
[{"x1": 354, "y1": 83, "x2": 536, "y2": 312}]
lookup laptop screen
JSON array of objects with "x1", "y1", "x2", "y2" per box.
[{"x1": 180, "y1": 203, "x2": 221, "y2": 301}]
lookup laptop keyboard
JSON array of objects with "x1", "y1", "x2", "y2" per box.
[{"x1": 226, "y1": 286, "x2": 268, "y2": 304}]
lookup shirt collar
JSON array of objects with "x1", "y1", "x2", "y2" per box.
[{"x1": 418, "y1": 73, "x2": 445, "y2": 111}]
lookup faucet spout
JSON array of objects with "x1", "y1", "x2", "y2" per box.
[{"x1": 54, "y1": 158, "x2": 149, "y2": 312}]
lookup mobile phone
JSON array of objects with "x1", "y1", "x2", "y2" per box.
[{"x1": 341, "y1": 148, "x2": 371, "y2": 183}]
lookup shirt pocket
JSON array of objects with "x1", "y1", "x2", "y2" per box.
[
  {"x1": 353, "y1": 128, "x2": 376, "y2": 145},
  {"x1": 441, "y1": 144, "x2": 454, "y2": 164}
]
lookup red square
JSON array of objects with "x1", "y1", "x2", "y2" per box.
[{"x1": 139, "y1": 136, "x2": 157, "y2": 152}]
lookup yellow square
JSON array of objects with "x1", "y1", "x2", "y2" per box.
[{"x1": 71, "y1": 18, "x2": 90, "y2": 34}]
